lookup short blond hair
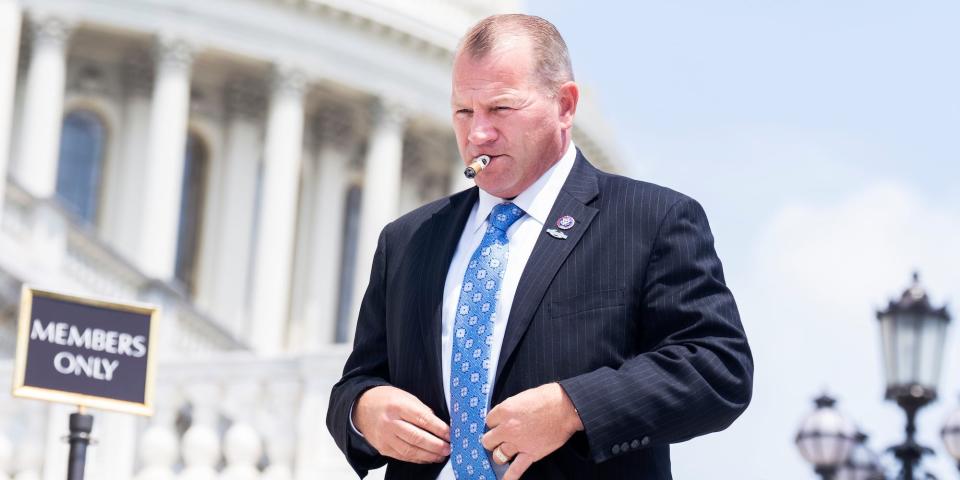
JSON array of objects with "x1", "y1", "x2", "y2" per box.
[{"x1": 457, "y1": 14, "x2": 574, "y2": 92}]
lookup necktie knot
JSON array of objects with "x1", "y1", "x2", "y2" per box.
[{"x1": 488, "y1": 202, "x2": 525, "y2": 233}]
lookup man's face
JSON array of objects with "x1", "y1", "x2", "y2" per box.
[{"x1": 451, "y1": 38, "x2": 577, "y2": 199}]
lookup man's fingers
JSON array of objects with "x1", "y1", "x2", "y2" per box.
[
  {"x1": 386, "y1": 433, "x2": 448, "y2": 464},
  {"x1": 394, "y1": 419, "x2": 451, "y2": 457},
  {"x1": 503, "y1": 452, "x2": 534, "y2": 480},
  {"x1": 485, "y1": 404, "x2": 503, "y2": 428},
  {"x1": 401, "y1": 406, "x2": 451, "y2": 442},
  {"x1": 480, "y1": 426, "x2": 504, "y2": 452}
]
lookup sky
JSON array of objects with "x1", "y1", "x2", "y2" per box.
[{"x1": 523, "y1": 1, "x2": 960, "y2": 478}]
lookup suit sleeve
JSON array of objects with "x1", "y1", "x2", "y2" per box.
[
  {"x1": 326, "y1": 229, "x2": 392, "y2": 477},
  {"x1": 558, "y1": 196, "x2": 754, "y2": 464}
]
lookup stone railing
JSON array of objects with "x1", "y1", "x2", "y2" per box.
[
  {"x1": 0, "y1": 349, "x2": 366, "y2": 479},
  {"x1": 0, "y1": 361, "x2": 49, "y2": 479},
  {"x1": 134, "y1": 351, "x2": 357, "y2": 480}
]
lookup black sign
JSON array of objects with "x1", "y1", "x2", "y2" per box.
[{"x1": 12, "y1": 287, "x2": 158, "y2": 416}]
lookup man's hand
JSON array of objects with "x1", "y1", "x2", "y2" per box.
[
  {"x1": 481, "y1": 383, "x2": 584, "y2": 479},
  {"x1": 353, "y1": 385, "x2": 451, "y2": 464}
]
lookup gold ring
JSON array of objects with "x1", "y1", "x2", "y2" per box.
[{"x1": 493, "y1": 446, "x2": 510, "y2": 463}]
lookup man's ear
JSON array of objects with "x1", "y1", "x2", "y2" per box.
[{"x1": 557, "y1": 81, "x2": 579, "y2": 129}]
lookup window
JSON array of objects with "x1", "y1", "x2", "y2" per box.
[
  {"x1": 174, "y1": 131, "x2": 209, "y2": 296},
  {"x1": 55, "y1": 110, "x2": 106, "y2": 223}
]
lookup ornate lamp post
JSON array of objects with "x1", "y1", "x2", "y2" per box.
[
  {"x1": 876, "y1": 273, "x2": 951, "y2": 479},
  {"x1": 797, "y1": 273, "x2": 957, "y2": 479},
  {"x1": 796, "y1": 394, "x2": 859, "y2": 480}
]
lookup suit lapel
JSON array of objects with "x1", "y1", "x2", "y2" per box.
[
  {"x1": 414, "y1": 187, "x2": 477, "y2": 419},
  {"x1": 494, "y1": 152, "x2": 600, "y2": 392}
]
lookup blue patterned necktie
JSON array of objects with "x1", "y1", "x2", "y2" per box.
[{"x1": 450, "y1": 202, "x2": 525, "y2": 479}]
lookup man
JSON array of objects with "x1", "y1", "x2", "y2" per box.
[{"x1": 327, "y1": 14, "x2": 753, "y2": 480}]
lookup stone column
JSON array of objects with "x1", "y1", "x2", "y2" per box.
[
  {"x1": 136, "y1": 36, "x2": 193, "y2": 280},
  {"x1": 288, "y1": 104, "x2": 362, "y2": 351},
  {"x1": 0, "y1": 1, "x2": 22, "y2": 223},
  {"x1": 204, "y1": 79, "x2": 264, "y2": 338},
  {"x1": 248, "y1": 66, "x2": 307, "y2": 354},
  {"x1": 102, "y1": 53, "x2": 153, "y2": 260},
  {"x1": 349, "y1": 99, "x2": 405, "y2": 341},
  {"x1": 13, "y1": 13, "x2": 73, "y2": 199}
]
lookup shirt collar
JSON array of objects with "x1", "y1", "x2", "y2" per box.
[{"x1": 472, "y1": 141, "x2": 578, "y2": 233}]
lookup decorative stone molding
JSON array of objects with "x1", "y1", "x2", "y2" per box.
[
  {"x1": 27, "y1": 13, "x2": 74, "y2": 50},
  {"x1": 270, "y1": 64, "x2": 307, "y2": 99},
  {"x1": 370, "y1": 96, "x2": 407, "y2": 129},
  {"x1": 154, "y1": 35, "x2": 193, "y2": 72},
  {"x1": 267, "y1": 0, "x2": 456, "y2": 61}
]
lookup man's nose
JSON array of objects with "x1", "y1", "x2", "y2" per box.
[{"x1": 467, "y1": 117, "x2": 498, "y2": 145}]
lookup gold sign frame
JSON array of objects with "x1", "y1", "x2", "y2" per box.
[{"x1": 12, "y1": 286, "x2": 159, "y2": 416}]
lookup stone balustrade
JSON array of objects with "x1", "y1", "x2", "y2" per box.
[{"x1": 0, "y1": 348, "x2": 362, "y2": 479}]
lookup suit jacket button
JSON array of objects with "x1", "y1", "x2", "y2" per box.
[
  {"x1": 612, "y1": 444, "x2": 621, "y2": 455},
  {"x1": 630, "y1": 439, "x2": 641, "y2": 449},
  {"x1": 620, "y1": 442, "x2": 630, "y2": 452},
  {"x1": 641, "y1": 436, "x2": 650, "y2": 447}
]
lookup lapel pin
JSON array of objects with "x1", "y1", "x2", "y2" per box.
[
  {"x1": 546, "y1": 228, "x2": 568, "y2": 240},
  {"x1": 556, "y1": 215, "x2": 575, "y2": 230}
]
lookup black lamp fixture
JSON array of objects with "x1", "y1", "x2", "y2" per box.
[{"x1": 877, "y1": 273, "x2": 951, "y2": 479}]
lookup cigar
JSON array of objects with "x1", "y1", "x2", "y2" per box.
[{"x1": 464, "y1": 155, "x2": 492, "y2": 179}]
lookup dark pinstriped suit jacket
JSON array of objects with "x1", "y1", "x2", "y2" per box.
[{"x1": 327, "y1": 151, "x2": 753, "y2": 479}]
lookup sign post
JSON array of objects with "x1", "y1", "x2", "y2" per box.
[
  {"x1": 11, "y1": 286, "x2": 159, "y2": 479},
  {"x1": 67, "y1": 407, "x2": 94, "y2": 480}
]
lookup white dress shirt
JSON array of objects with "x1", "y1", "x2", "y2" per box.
[{"x1": 435, "y1": 141, "x2": 577, "y2": 479}]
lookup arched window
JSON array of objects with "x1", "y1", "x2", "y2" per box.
[
  {"x1": 335, "y1": 184, "x2": 362, "y2": 343},
  {"x1": 55, "y1": 110, "x2": 106, "y2": 223},
  {"x1": 174, "y1": 131, "x2": 209, "y2": 295}
]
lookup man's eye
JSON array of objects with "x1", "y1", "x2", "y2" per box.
[
  {"x1": 494, "y1": 106, "x2": 512, "y2": 111},
  {"x1": 455, "y1": 109, "x2": 473, "y2": 115}
]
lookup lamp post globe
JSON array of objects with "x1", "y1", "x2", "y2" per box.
[
  {"x1": 796, "y1": 394, "x2": 858, "y2": 480},
  {"x1": 942, "y1": 404, "x2": 960, "y2": 472}
]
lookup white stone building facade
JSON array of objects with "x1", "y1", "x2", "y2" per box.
[{"x1": 0, "y1": 1, "x2": 620, "y2": 478}]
